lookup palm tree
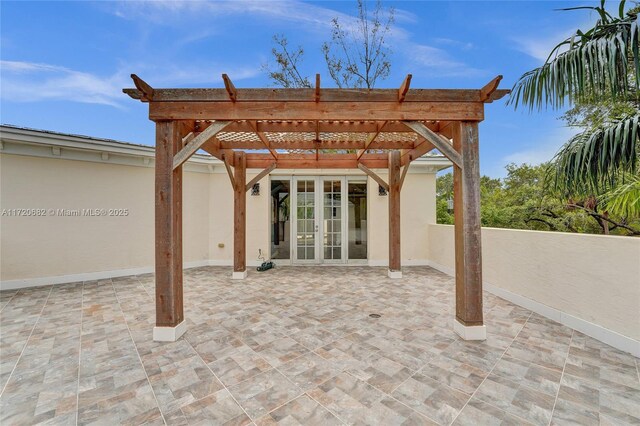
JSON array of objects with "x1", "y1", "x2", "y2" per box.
[{"x1": 509, "y1": 1, "x2": 639, "y2": 212}]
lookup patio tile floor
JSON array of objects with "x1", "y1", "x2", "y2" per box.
[{"x1": 0, "y1": 266, "x2": 638, "y2": 425}]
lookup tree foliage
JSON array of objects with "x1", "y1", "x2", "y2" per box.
[
  {"x1": 436, "y1": 163, "x2": 640, "y2": 236},
  {"x1": 263, "y1": 0, "x2": 394, "y2": 89},
  {"x1": 263, "y1": 35, "x2": 312, "y2": 89},
  {"x1": 510, "y1": 1, "x2": 640, "y2": 206},
  {"x1": 322, "y1": 0, "x2": 394, "y2": 89},
  {"x1": 509, "y1": 1, "x2": 640, "y2": 109}
]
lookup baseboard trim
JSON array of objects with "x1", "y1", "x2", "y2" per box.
[
  {"x1": 425, "y1": 260, "x2": 640, "y2": 357},
  {"x1": 368, "y1": 259, "x2": 430, "y2": 267},
  {"x1": 0, "y1": 260, "x2": 210, "y2": 291}
]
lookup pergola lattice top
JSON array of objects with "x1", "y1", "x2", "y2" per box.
[{"x1": 124, "y1": 73, "x2": 508, "y2": 170}]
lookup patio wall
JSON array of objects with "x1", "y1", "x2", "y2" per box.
[{"x1": 427, "y1": 224, "x2": 640, "y2": 355}]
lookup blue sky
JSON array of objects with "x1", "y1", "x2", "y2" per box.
[{"x1": 1, "y1": 0, "x2": 603, "y2": 176}]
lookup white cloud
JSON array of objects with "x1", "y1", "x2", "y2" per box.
[
  {"x1": 0, "y1": 60, "x2": 261, "y2": 107},
  {"x1": 432, "y1": 37, "x2": 473, "y2": 51},
  {"x1": 1, "y1": 60, "x2": 129, "y2": 107},
  {"x1": 511, "y1": 16, "x2": 596, "y2": 64},
  {"x1": 408, "y1": 44, "x2": 485, "y2": 77},
  {"x1": 108, "y1": 0, "x2": 484, "y2": 78}
]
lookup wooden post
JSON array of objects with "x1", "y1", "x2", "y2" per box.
[
  {"x1": 233, "y1": 151, "x2": 247, "y2": 279},
  {"x1": 153, "y1": 121, "x2": 185, "y2": 341},
  {"x1": 452, "y1": 121, "x2": 485, "y2": 340},
  {"x1": 388, "y1": 150, "x2": 402, "y2": 278}
]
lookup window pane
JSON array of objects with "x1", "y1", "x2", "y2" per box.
[{"x1": 333, "y1": 247, "x2": 341, "y2": 259}]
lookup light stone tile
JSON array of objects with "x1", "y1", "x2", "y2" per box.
[
  {"x1": 228, "y1": 369, "x2": 302, "y2": 420},
  {"x1": 179, "y1": 389, "x2": 251, "y2": 425},
  {"x1": 454, "y1": 398, "x2": 535, "y2": 425},
  {"x1": 2, "y1": 266, "x2": 638, "y2": 425},
  {"x1": 473, "y1": 374, "x2": 555, "y2": 426},
  {"x1": 255, "y1": 394, "x2": 342, "y2": 425},
  {"x1": 391, "y1": 372, "x2": 470, "y2": 425},
  {"x1": 279, "y1": 352, "x2": 341, "y2": 392}
]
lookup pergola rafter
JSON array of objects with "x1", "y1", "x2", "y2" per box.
[{"x1": 124, "y1": 73, "x2": 508, "y2": 343}]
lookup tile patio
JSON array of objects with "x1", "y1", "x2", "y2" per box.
[{"x1": 0, "y1": 266, "x2": 638, "y2": 425}]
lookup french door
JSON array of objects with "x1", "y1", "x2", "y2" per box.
[
  {"x1": 273, "y1": 176, "x2": 366, "y2": 264},
  {"x1": 292, "y1": 177, "x2": 319, "y2": 263},
  {"x1": 291, "y1": 177, "x2": 346, "y2": 264}
]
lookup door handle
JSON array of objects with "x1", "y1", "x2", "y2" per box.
[{"x1": 315, "y1": 224, "x2": 319, "y2": 232}]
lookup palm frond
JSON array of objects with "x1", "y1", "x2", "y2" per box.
[
  {"x1": 509, "y1": 6, "x2": 640, "y2": 110},
  {"x1": 603, "y1": 173, "x2": 640, "y2": 217},
  {"x1": 553, "y1": 114, "x2": 640, "y2": 193}
]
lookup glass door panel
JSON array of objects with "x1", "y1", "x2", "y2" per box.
[
  {"x1": 270, "y1": 179, "x2": 291, "y2": 260},
  {"x1": 322, "y1": 179, "x2": 343, "y2": 262},
  {"x1": 348, "y1": 181, "x2": 367, "y2": 260},
  {"x1": 294, "y1": 178, "x2": 317, "y2": 262}
]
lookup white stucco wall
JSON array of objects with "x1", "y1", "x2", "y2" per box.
[
  {"x1": 367, "y1": 171, "x2": 436, "y2": 265},
  {"x1": 427, "y1": 224, "x2": 640, "y2": 346},
  {"x1": 0, "y1": 154, "x2": 211, "y2": 281},
  {"x1": 0, "y1": 148, "x2": 441, "y2": 285}
]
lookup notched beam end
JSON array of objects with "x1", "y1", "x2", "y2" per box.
[
  {"x1": 480, "y1": 75, "x2": 503, "y2": 102},
  {"x1": 123, "y1": 88, "x2": 144, "y2": 100},
  {"x1": 487, "y1": 89, "x2": 510, "y2": 103},
  {"x1": 130, "y1": 74, "x2": 154, "y2": 101},
  {"x1": 398, "y1": 74, "x2": 412, "y2": 103},
  {"x1": 222, "y1": 74, "x2": 237, "y2": 102},
  {"x1": 315, "y1": 74, "x2": 321, "y2": 102}
]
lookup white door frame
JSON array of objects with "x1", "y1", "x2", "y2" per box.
[
  {"x1": 319, "y1": 176, "x2": 347, "y2": 264},
  {"x1": 272, "y1": 175, "x2": 368, "y2": 265},
  {"x1": 291, "y1": 176, "x2": 321, "y2": 264}
]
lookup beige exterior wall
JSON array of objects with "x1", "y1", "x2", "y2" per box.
[
  {"x1": 0, "y1": 154, "x2": 211, "y2": 280},
  {"x1": 427, "y1": 224, "x2": 640, "y2": 343},
  {"x1": 0, "y1": 148, "x2": 441, "y2": 284},
  {"x1": 367, "y1": 171, "x2": 436, "y2": 264}
]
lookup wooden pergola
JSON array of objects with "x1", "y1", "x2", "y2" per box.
[{"x1": 124, "y1": 73, "x2": 509, "y2": 342}]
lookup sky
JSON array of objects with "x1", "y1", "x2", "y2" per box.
[{"x1": 0, "y1": 0, "x2": 605, "y2": 177}]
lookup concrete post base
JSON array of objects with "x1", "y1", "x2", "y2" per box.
[
  {"x1": 232, "y1": 270, "x2": 248, "y2": 280},
  {"x1": 453, "y1": 319, "x2": 486, "y2": 340},
  {"x1": 153, "y1": 320, "x2": 187, "y2": 342},
  {"x1": 387, "y1": 269, "x2": 402, "y2": 279}
]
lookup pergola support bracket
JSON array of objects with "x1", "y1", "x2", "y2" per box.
[
  {"x1": 357, "y1": 163, "x2": 388, "y2": 191},
  {"x1": 403, "y1": 121, "x2": 462, "y2": 168},
  {"x1": 173, "y1": 121, "x2": 231, "y2": 170}
]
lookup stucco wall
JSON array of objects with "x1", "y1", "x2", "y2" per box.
[
  {"x1": 0, "y1": 152, "x2": 439, "y2": 284},
  {"x1": 367, "y1": 172, "x2": 436, "y2": 265},
  {"x1": 0, "y1": 154, "x2": 211, "y2": 281},
  {"x1": 427, "y1": 224, "x2": 640, "y2": 343}
]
